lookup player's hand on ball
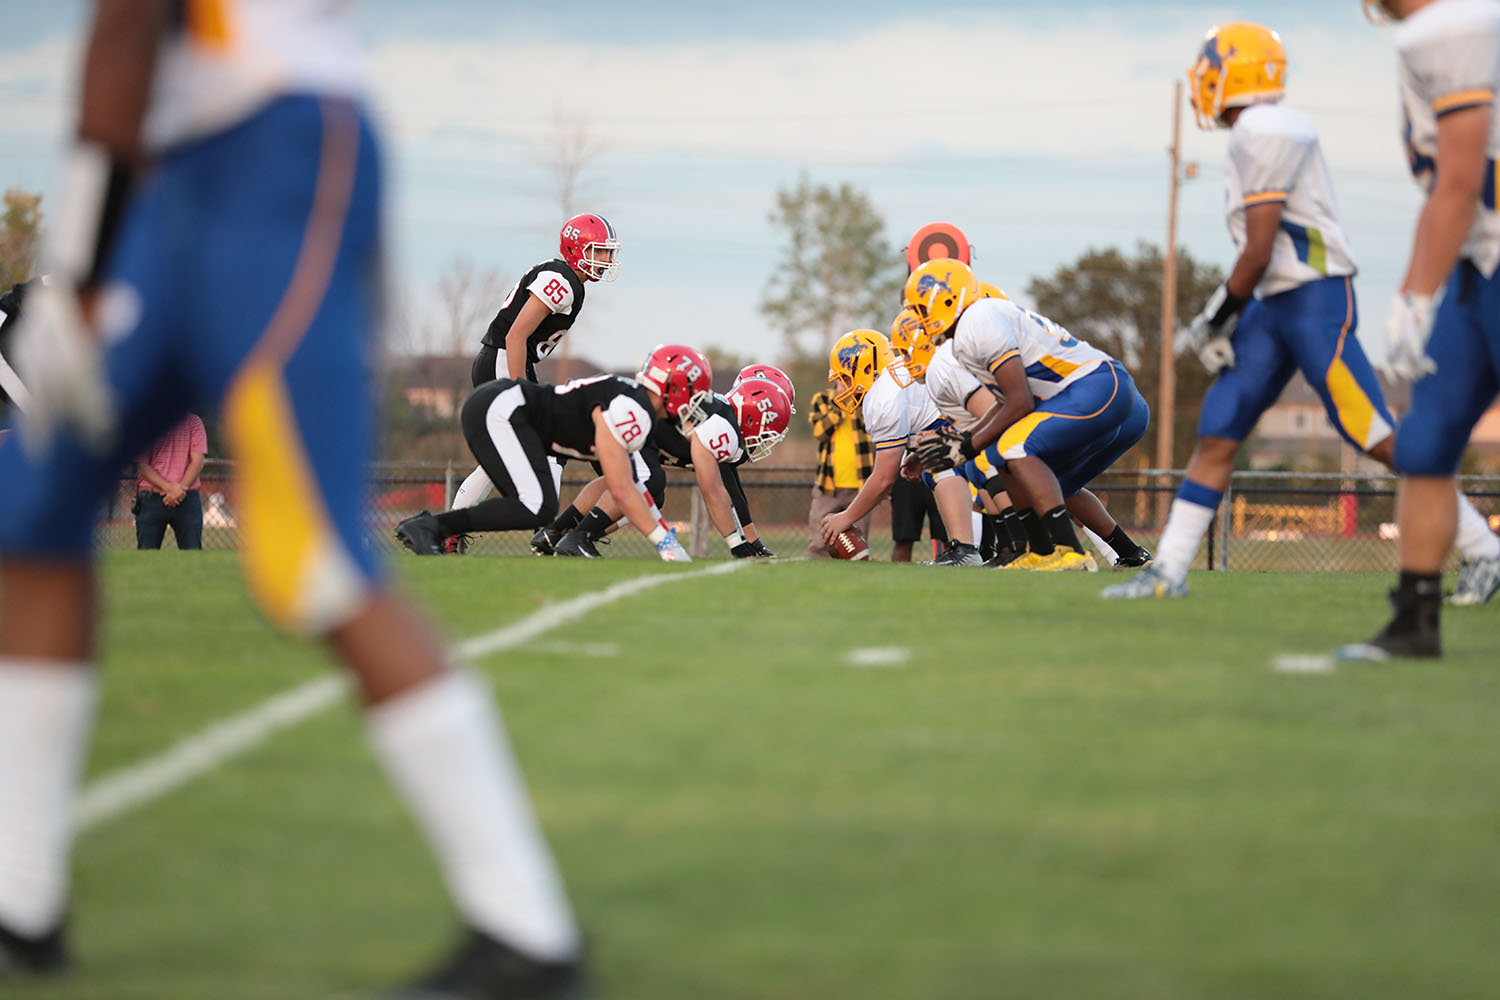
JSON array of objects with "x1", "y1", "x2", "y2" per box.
[
  {"x1": 1379, "y1": 291, "x2": 1438, "y2": 383},
  {"x1": 915, "y1": 425, "x2": 972, "y2": 472},
  {"x1": 820, "y1": 511, "x2": 851, "y2": 548}
]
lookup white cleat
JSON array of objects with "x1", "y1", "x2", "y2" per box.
[
  {"x1": 1100, "y1": 565, "x2": 1187, "y2": 599},
  {"x1": 1447, "y1": 555, "x2": 1500, "y2": 606}
]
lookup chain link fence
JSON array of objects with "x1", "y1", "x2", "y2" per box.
[{"x1": 102, "y1": 459, "x2": 1500, "y2": 571}]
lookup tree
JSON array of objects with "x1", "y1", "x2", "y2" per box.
[
  {"x1": 760, "y1": 175, "x2": 905, "y2": 368},
  {"x1": 0, "y1": 188, "x2": 43, "y2": 290},
  {"x1": 1026, "y1": 242, "x2": 1225, "y2": 468},
  {"x1": 538, "y1": 112, "x2": 608, "y2": 383}
]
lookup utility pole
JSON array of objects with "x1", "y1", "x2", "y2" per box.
[{"x1": 1156, "y1": 80, "x2": 1186, "y2": 524}]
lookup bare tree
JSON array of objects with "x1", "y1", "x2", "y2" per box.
[
  {"x1": 0, "y1": 189, "x2": 43, "y2": 290},
  {"x1": 537, "y1": 111, "x2": 609, "y2": 381},
  {"x1": 414, "y1": 257, "x2": 507, "y2": 419}
]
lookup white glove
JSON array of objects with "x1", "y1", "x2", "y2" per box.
[
  {"x1": 1196, "y1": 335, "x2": 1237, "y2": 376},
  {"x1": 1186, "y1": 283, "x2": 1245, "y2": 376},
  {"x1": 1378, "y1": 291, "x2": 1438, "y2": 383},
  {"x1": 12, "y1": 280, "x2": 117, "y2": 455},
  {"x1": 655, "y1": 527, "x2": 692, "y2": 563}
]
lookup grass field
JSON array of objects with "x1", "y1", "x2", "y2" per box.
[{"x1": 13, "y1": 550, "x2": 1500, "y2": 999}]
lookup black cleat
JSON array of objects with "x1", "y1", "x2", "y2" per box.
[
  {"x1": 530, "y1": 525, "x2": 563, "y2": 556},
  {"x1": 930, "y1": 542, "x2": 984, "y2": 567},
  {"x1": 387, "y1": 928, "x2": 590, "y2": 999},
  {"x1": 395, "y1": 512, "x2": 446, "y2": 556},
  {"x1": 444, "y1": 532, "x2": 473, "y2": 556},
  {"x1": 1113, "y1": 546, "x2": 1153, "y2": 569},
  {"x1": 1335, "y1": 589, "x2": 1442, "y2": 661},
  {"x1": 984, "y1": 547, "x2": 1023, "y2": 568},
  {"x1": 554, "y1": 530, "x2": 602, "y2": 559},
  {"x1": 0, "y1": 921, "x2": 70, "y2": 978}
]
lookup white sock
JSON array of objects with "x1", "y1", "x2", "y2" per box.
[
  {"x1": 366, "y1": 669, "x2": 580, "y2": 960},
  {"x1": 452, "y1": 466, "x2": 492, "y2": 510},
  {"x1": 1156, "y1": 498, "x2": 1216, "y2": 585},
  {"x1": 1455, "y1": 493, "x2": 1500, "y2": 561},
  {"x1": 970, "y1": 512, "x2": 984, "y2": 546},
  {"x1": 1081, "y1": 526, "x2": 1118, "y2": 565},
  {"x1": 0, "y1": 659, "x2": 97, "y2": 936}
]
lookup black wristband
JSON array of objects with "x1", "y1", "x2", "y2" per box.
[{"x1": 1206, "y1": 284, "x2": 1249, "y2": 330}]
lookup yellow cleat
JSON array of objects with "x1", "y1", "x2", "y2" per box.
[
  {"x1": 996, "y1": 551, "x2": 1050, "y2": 570},
  {"x1": 1035, "y1": 546, "x2": 1095, "y2": 572}
]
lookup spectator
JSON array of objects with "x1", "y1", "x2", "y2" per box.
[
  {"x1": 135, "y1": 413, "x2": 208, "y2": 550},
  {"x1": 805, "y1": 387, "x2": 874, "y2": 557}
]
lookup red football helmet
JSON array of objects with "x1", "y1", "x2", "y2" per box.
[
  {"x1": 559, "y1": 214, "x2": 620, "y2": 282},
  {"x1": 728, "y1": 377, "x2": 792, "y2": 462},
  {"x1": 638, "y1": 344, "x2": 714, "y2": 430},
  {"x1": 733, "y1": 363, "x2": 797, "y2": 414}
]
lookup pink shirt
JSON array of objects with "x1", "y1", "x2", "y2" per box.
[{"x1": 137, "y1": 414, "x2": 208, "y2": 492}]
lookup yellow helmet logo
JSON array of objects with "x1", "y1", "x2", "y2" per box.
[
  {"x1": 1189, "y1": 22, "x2": 1287, "y2": 130},
  {"x1": 828, "y1": 329, "x2": 900, "y2": 414},
  {"x1": 903, "y1": 259, "x2": 980, "y2": 345}
]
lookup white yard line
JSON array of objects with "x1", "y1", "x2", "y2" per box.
[{"x1": 76, "y1": 561, "x2": 748, "y2": 832}]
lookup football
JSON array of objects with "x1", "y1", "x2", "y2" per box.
[{"x1": 831, "y1": 524, "x2": 870, "y2": 561}]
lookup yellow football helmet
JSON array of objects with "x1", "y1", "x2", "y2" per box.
[
  {"x1": 1189, "y1": 23, "x2": 1287, "y2": 130},
  {"x1": 979, "y1": 282, "x2": 1008, "y2": 300},
  {"x1": 828, "y1": 329, "x2": 896, "y2": 414},
  {"x1": 889, "y1": 307, "x2": 937, "y2": 380},
  {"x1": 903, "y1": 259, "x2": 980, "y2": 345}
]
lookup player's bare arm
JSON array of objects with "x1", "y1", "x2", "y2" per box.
[
  {"x1": 688, "y1": 435, "x2": 740, "y2": 538},
  {"x1": 962, "y1": 356, "x2": 1034, "y2": 455},
  {"x1": 503, "y1": 295, "x2": 554, "y2": 380},
  {"x1": 1227, "y1": 201, "x2": 1282, "y2": 298},
  {"x1": 1404, "y1": 104, "x2": 1491, "y2": 295},
  {"x1": 592, "y1": 410, "x2": 662, "y2": 538},
  {"x1": 821, "y1": 446, "x2": 902, "y2": 545}
]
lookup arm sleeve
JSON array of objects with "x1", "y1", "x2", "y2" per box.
[
  {"x1": 720, "y1": 463, "x2": 752, "y2": 527},
  {"x1": 1405, "y1": 16, "x2": 1500, "y2": 116},
  {"x1": 1228, "y1": 122, "x2": 1312, "y2": 206},
  {"x1": 963, "y1": 306, "x2": 1022, "y2": 376},
  {"x1": 525, "y1": 267, "x2": 578, "y2": 315}
]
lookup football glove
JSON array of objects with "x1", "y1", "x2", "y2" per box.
[
  {"x1": 1186, "y1": 283, "x2": 1247, "y2": 376},
  {"x1": 730, "y1": 541, "x2": 758, "y2": 558},
  {"x1": 915, "y1": 425, "x2": 974, "y2": 472},
  {"x1": 1378, "y1": 291, "x2": 1438, "y2": 383},
  {"x1": 13, "y1": 280, "x2": 117, "y2": 456},
  {"x1": 750, "y1": 539, "x2": 774, "y2": 557},
  {"x1": 656, "y1": 527, "x2": 691, "y2": 563}
]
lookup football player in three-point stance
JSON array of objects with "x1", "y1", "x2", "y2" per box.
[
  {"x1": 905, "y1": 260, "x2": 1152, "y2": 572},
  {"x1": 1103, "y1": 20, "x2": 1500, "y2": 605},
  {"x1": 819, "y1": 329, "x2": 984, "y2": 567},
  {"x1": 395, "y1": 344, "x2": 709, "y2": 563},
  {"x1": 535, "y1": 373, "x2": 791, "y2": 559},
  {"x1": 1340, "y1": 0, "x2": 1500, "y2": 658},
  {"x1": 446, "y1": 214, "x2": 621, "y2": 533}
]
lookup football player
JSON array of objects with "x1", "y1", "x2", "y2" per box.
[
  {"x1": 0, "y1": 3, "x2": 587, "y2": 996},
  {"x1": 539, "y1": 375, "x2": 791, "y2": 558},
  {"x1": 1104, "y1": 20, "x2": 1500, "y2": 605},
  {"x1": 895, "y1": 307, "x2": 1151, "y2": 570},
  {"x1": 819, "y1": 330, "x2": 984, "y2": 566},
  {"x1": 1340, "y1": 0, "x2": 1500, "y2": 658},
  {"x1": 447, "y1": 214, "x2": 621, "y2": 525},
  {"x1": 905, "y1": 262, "x2": 1152, "y2": 572},
  {"x1": 395, "y1": 345, "x2": 709, "y2": 563}
]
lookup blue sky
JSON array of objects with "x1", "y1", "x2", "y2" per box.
[{"x1": 0, "y1": 1, "x2": 1427, "y2": 371}]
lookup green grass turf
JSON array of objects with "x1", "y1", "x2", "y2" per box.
[{"x1": 13, "y1": 550, "x2": 1500, "y2": 999}]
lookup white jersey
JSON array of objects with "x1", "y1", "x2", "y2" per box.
[
  {"x1": 1224, "y1": 104, "x2": 1357, "y2": 297},
  {"x1": 1396, "y1": 0, "x2": 1500, "y2": 278},
  {"x1": 923, "y1": 342, "x2": 991, "y2": 431},
  {"x1": 950, "y1": 298, "x2": 1111, "y2": 401},
  {"x1": 146, "y1": 0, "x2": 366, "y2": 151},
  {"x1": 859, "y1": 359, "x2": 944, "y2": 455}
]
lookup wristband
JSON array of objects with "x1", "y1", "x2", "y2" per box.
[
  {"x1": 723, "y1": 529, "x2": 746, "y2": 549},
  {"x1": 647, "y1": 524, "x2": 668, "y2": 545},
  {"x1": 1204, "y1": 283, "x2": 1248, "y2": 330},
  {"x1": 51, "y1": 143, "x2": 134, "y2": 288}
]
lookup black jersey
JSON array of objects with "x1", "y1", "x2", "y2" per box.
[
  {"x1": 0, "y1": 279, "x2": 35, "y2": 413},
  {"x1": 480, "y1": 259, "x2": 588, "y2": 379},
  {"x1": 521, "y1": 374, "x2": 656, "y2": 462},
  {"x1": 648, "y1": 393, "x2": 744, "y2": 469}
]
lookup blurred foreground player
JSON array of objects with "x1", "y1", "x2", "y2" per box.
[{"x1": 0, "y1": 4, "x2": 587, "y2": 996}]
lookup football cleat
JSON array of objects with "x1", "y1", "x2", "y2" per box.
[
  {"x1": 1035, "y1": 545, "x2": 1096, "y2": 572},
  {"x1": 395, "y1": 512, "x2": 446, "y2": 556},
  {"x1": 0, "y1": 921, "x2": 69, "y2": 977},
  {"x1": 1447, "y1": 555, "x2": 1500, "y2": 606},
  {"x1": 443, "y1": 532, "x2": 473, "y2": 556},
  {"x1": 1335, "y1": 589, "x2": 1442, "y2": 661},
  {"x1": 554, "y1": 530, "x2": 602, "y2": 559},
  {"x1": 1100, "y1": 565, "x2": 1188, "y2": 598},
  {"x1": 386, "y1": 927, "x2": 590, "y2": 1000},
  {"x1": 530, "y1": 525, "x2": 563, "y2": 556},
  {"x1": 994, "y1": 550, "x2": 1052, "y2": 570},
  {"x1": 930, "y1": 541, "x2": 984, "y2": 567},
  {"x1": 1113, "y1": 546, "x2": 1154, "y2": 569},
  {"x1": 984, "y1": 547, "x2": 1024, "y2": 568}
]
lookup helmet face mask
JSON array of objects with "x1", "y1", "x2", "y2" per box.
[
  {"x1": 889, "y1": 307, "x2": 934, "y2": 381},
  {"x1": 1188, "y1": 23, "x2": 1287, "y2": 130},
  {"x1": 728, "y1": 377, "x2": 791, "y2": 462},
  {"x1": 560, "y1": 213, "x2": 621, "y2": 282}
]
